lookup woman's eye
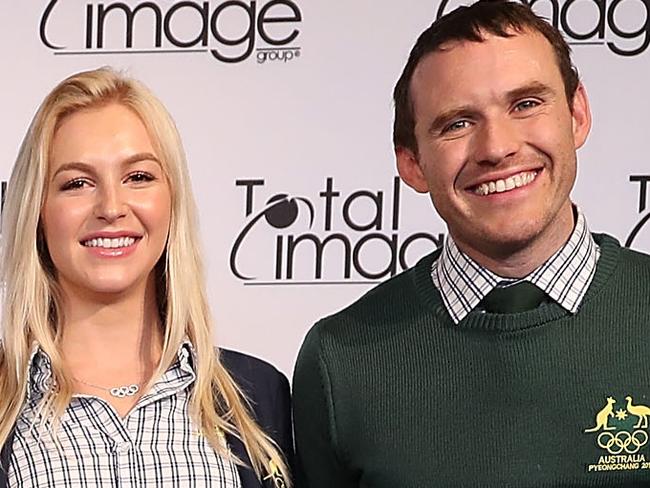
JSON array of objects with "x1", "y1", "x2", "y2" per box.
[
  {"x1": 60, "y1": 178, "x2": 89, "y2": 191},
  {"x1": 126, "y1": 171, "x2": 154, "y2": 183}
]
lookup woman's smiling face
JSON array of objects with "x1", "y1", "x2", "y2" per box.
[{"x1": 41, "y1": 103, "x2": 172, "y2": 299}]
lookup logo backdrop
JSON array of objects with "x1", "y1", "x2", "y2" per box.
[{"x1": 0, "y1": 1, "x2": 647, "y2": 375}]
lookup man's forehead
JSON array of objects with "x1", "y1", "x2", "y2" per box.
[
  {"x1": 434, "y1": 26, "x2": 529, "y2": 51},
  {"x1": 425, "y1": 28, "x2": 552, "y2": 64},
  {"x1": 410, "y1": 29, "x2": 559, "y2": 101}
]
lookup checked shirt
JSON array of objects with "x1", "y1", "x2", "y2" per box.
[{"x1": 8, "y1": 342, "x2": 241, "y2": 488}]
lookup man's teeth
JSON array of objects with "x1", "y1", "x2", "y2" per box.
[
  {"x1": 475, "y1": 171, "x2": 537, "y2": 196},
  {"x1": 83, "y1": 237, "x2": 136, "y2": 248}
]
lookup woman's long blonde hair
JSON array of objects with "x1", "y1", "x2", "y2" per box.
[{"x1": 0, "y1": 67, "x2": 290, "y2": 485}]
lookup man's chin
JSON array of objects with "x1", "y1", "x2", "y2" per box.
[{"x1": 453, "y1": 225, "x2": 542, "y2": 261}]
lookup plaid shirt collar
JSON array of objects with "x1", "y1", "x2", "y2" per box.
[
  {"x1": 431, "y1": 208, "x2": 601, "y2": 324},
  {"x1": 26, "y1": 339, "x2": 196, "y2": 403}
]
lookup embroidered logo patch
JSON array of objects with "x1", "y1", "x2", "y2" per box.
[
  {"x1": 584, "y1": 396, "x2": 650, "y2": 472},
  {"x1": 263, "y1": 460, "x2": 286, "y2": 488}
]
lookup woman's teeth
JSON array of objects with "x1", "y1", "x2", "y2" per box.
[
  {"x1": 82, "y1": 237, "x2": 136, "y2": 248},
  {"x1": 474, "y1": 171, "x2": 538, "y2": 196}
]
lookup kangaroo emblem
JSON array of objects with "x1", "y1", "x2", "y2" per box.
[
  {"x1": 625, "y1": 396, "x2": 650, "y2": 429},
  {"x1": 585, "y1": 397, "x2": 617, "y2": 433}
]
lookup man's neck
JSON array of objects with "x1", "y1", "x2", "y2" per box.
[{"x1": 453, "y1": 206, "x2": 576, "y2": 279}]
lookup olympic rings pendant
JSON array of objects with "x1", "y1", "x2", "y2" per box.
[{"x1": 109, "y1": 384, "x2": 140, "y2": 398}]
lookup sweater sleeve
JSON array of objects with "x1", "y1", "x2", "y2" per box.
[{"x1": 292, "y1": 323, "x2": 358, "y2": 488}]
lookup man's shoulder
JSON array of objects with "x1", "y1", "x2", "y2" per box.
[
  {"x1": 309, "y1": 249, "x2": 441, "y2": 341},
  {"x1": 588, "y1": 233, "x2": 650, "y2": 305},
  {"x1": 615, "y1": 241, "x2": 650, "y2": 287},
  {"x1": 616, "y1": 241, "x2": 650, "y2": 265},
  {"x1": 595, "y1": 232, "x2": 650, "y2": 269}
]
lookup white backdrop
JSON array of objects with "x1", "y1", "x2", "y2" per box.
[{"x1": 1, "y1": 0, "x2": 648, "y2": 376}]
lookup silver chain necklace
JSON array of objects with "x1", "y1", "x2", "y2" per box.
[{"x1": 75, "y1": 377, "x2": 140, "y2": 398}]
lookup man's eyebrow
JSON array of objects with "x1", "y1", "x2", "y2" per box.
[
  {"x1": 428, "y1": 105, "x2": 478, "y2": 134},
  {"x1": 51, "y1": 152, "x2": 161, "y2": 179},
  {"x1": 506, "y1": 81, "x2": 555, "y2": 102}
]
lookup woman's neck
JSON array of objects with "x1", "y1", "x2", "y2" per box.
[
  {"x1": 58, "y1": 278, "x2": 163, "y2": 377},
  {"x1": 56, "y1": 278, "x2": 165, "y2": 418}
]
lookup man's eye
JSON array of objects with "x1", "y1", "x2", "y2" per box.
[
  {"x1": 514, "y1": 99, "x2": 540, "y2": 111},
  {"x1": 60, "y1": 178, "x2": 89, "y2": 191},
  {"x1": 126, "y1": 171, "x2": 154, "y2": 183},
  {"x1": 443, "y1": 120, "x2": 471, "y2": 134}
]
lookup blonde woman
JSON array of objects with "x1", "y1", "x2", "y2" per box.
[{"x1": 0, "y1": 68, "x2": 291, "y2": 488}]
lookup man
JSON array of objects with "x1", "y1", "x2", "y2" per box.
[{"x1": 293, "y1": 1, "x2": 650, "y2": 487}]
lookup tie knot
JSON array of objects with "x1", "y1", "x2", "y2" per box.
[{"x1": 479, "y1": 281, "x2": 549, "y2": 314}]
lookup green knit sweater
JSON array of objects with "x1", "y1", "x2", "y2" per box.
[{"x1": 293, "y1": 234, "x2": 650, "y2": 488}]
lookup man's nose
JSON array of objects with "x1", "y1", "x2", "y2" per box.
[
  {"x1": 94, "y1": 184, "x2": 127, "y2": 223},
  {"x1": 471, "y1": 117, "x2": 521, "y2": 165}
]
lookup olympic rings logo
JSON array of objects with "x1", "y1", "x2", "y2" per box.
[
  {"x1": 597, "y1": 430, "x2": 649, "y2": 454},
  {"x1": 110, "y1": 385, "x2": 139, "y2": 398}
]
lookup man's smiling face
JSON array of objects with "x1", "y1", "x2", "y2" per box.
[{"x1": 397, "y1": 29, "x2": 591, "y2": 267}]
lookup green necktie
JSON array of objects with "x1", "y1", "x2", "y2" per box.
[{"x1": 479, "y1": 281, "x2": 549, "y2": 314}]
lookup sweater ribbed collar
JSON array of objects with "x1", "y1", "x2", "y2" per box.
[
  {"x1": 431, "y1": 209, "x2": 600, "y2": 324},
  {"x1": 414, "y1": 233, "x2": 620, "y2": 332}
]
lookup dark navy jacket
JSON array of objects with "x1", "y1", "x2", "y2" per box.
[{"x1": 0, "y1": 349, "x2": 293, "y2": 488}]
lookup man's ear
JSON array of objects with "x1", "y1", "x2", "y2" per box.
[
  {"x1": 396, "y1": 146, "x2": 429, "y2": 193},
  {"x1": 571, "y1": 83, "x2": 592, "y2": 150}
]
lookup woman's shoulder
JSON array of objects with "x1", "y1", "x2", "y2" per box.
[
  {"x1": 218, "y1": 348, "x2": 290, "y2": 414},
  {"x1": 218, "y1": 349, "x2": 288, "y2": 391},
  {"x1": 219, "y1": 348, "x2": 286, "y2": 380},
  {"x1": 218, "y1": 348, "x2": 294, "y2": 472}
]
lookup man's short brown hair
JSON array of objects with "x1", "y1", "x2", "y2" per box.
[{"x1": 393, "y1": 0, "x2": 580, "y2": 153}]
